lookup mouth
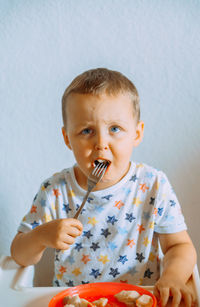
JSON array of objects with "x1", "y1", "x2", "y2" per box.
[{"x1": 93, "y1": 158, "x2": 111, "y2": 170}]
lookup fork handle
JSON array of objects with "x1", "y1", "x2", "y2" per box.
[{"x1": 73, "y1": 189, "x2": 92, "y2": 219}]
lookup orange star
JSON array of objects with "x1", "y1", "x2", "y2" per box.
[
  {"x1": 114, "y1": 200, "x2": 125, "y2": 209},
  {"x1": 153, "y1": 208, "x2": 158, "y2": 216},
  {"x1": 137, "y1": 224, "x2": 145, "y2": 234},
  {"x1": 139, "y1": 183, "x2": 149, "y2": 193},
  {"x1": 59, "y1": 266, "x2": 67, "y2": 274},
  {"x1": 30, "y1": 205, "x2": 37, "y2": 213},
  {"x1": 53, "y1": 189, "x2": 61, "y2": 198},
  {"x1": 127, "y1": 239, "x2": 136, "y2": 248},
  {"x1": 81, "y1": 254, "x2": 91, "y2": 264}
]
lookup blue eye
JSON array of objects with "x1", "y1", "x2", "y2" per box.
[
  {"x1": 81, "y1": 128, "x2": 92, "y2": 135},
  {"x1": 110, "y1": 126, "x2": 120, "y2": 133}
]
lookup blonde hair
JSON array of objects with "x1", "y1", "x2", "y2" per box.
[{"x1": 62, "y1": 68, "x2": 140, "y2": 126}]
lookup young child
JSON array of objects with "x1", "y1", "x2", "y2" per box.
[{"x1": 11, "y1": 68, "x2": 197, "y2": 306}]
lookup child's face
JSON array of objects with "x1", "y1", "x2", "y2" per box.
[{"x1": 62, "y1": 92, "x2": 144, "y2": 190}]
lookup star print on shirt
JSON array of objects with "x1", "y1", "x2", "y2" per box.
[
  {"x1": 88, "y1": 217, "x2": 98, "y2": 226},
  {"x1": 149, "y1": 197, "x2": 155, "y2": 205},
  {"x1": 40, "y1": 198, "x2": 46, "y2": 207},
  {"x1": 76, "y1": 204, "x2": 86, "y2": 215},
  {"x1": 108, "y1": 242, "x2": 117, "y2": 250},
  {"x1": 129, "y1": 175, "x2": 138, "y2": 182},
  {"x1": 158, "y1": 207, "x2": 164, "y2": 216},
  {"x1": 87, "y1": 197, "x2": 93, "y2": 203},
  {"x1": 83, "y1": 230, "x2": 93, "y2": 239},
  {"x1": 81, "y1": 254, "x2": 91, "y2": 264},
  {"x1": 30, "y1": 205, "x2": 37, "y2": 213},
  {"x1": 98, "y1": 255, "x2": 110, "y2": 264},
  {"x1": 53, "y1": 189, "x2": 61, "y2": 198},
  {"x1": 31, "y1": 221, "x2": 39, "y2": 229},
  {"x1": 170, "y1": 200, "x2": 176, "y2": 207},
  {"x1": 67, "y1": 256, "x2": 75, "y2": 264},
  {"x1": 90, "y1": 269, "x2": 101, "y2": 279},
  {"x1": 107, "y1": 215, "x2": 118, "y2": 225},
  {"x1": 82, "y1": 281, "x2": 90, "y2": 284},
  {"x1": 101, "y1": 228, "x2": 111, "y2": 238},
  {"x1": 135, "y1": 252, "x2": 145, "y2": 263},
  {"x1": 90, "y1": 242, "x2": 100, "y2": 251},
  {"x1": 66, "y1": 280, "x2": 74, "y2": 287},
  {"x1": 144, "y1": 268, "x2": 154, "y2": 279},
  {"x1": 102, "y1": 194, "x2": 113, "y2": 200},
  {"x1": 55, "y1": 280, "x2": 60, "y2": 286},
  {"x1": 125, "y1": 213, "x2": 136, "y2": 223},
  {"x1": 62, "y1": 203, "x2": 71, "y2": 214},
  {"x1": 118, "y1": 227, "x2": 128, "y2": 235},
  {"x1": 145, "y1": 172, "x2": 154, "y2": 179},
  {"x1": 139, "y1": 183, "x2": 149, "y2": 193},
  {"x1": 74, "y1": 243, "x2": 83, "y2": 252},
  {"x1": 43, "y1": 181, "x2": 51, "y2": 189},
  {"x1": 118, "y1": 255, "x2": 128, "y2": 264},
  {"x1": 109, "y1": 268, "x2": 120, "y2": 278}
]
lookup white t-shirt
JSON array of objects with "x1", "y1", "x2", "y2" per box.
[{"x1": 18, "y1": 162, "x2": 187, "y2": 286}]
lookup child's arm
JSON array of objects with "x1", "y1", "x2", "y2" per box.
[
  {"x1": 154, "y1": 230, "x2": 197, "y2": 307},
  {"x1": 10, "y1": 218, "x2": 83, "y2": 266}
]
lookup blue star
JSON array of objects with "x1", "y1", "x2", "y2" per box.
[
  {"x1": 94, "y1": 205, "x2": 104, "y2": 213},
  {"x1": 102, "y1": 194, "x2": 113, "y2": 200},
  {"x1": 31, "y1": 221, "x2": 39, "y2": 229},
  {"x1": 66, "y1": 280, "x2": 74, "y2": 287},
  {"x1": 125, "y1": 213, "x2": 136, "y2": 223},
  {"x1": 108, "y1": 242, "x2": 117, "y2": 251},
  {"x1": 89, "y1": 269, "x2": 101, "y2": 279},
  {"x1": 118, "y1": 255, "x2": 128, "y2": 265},
  {"x1": 67, "y1": 256, "x2": 75, "y2": 264},
  {"x1": 75, "y1": 243, "x2": 83, "y2": 252},
  {"x1": 118, "y1": 227, "x2": 128, "y2": 235},
  {"x1": 158, "y1": 207, "x2": 164, "y2": 216},
  {"x1": 164, "y1": 214, "x2": 174, "y2": 222},
  {"x1": 170, "y1": 200, "x2": 176, "y2": 207},
  {"x1": 87, "y1": 197, "x2": 93, "y2": 203},
  {"x1": 144, "y1": 268, "x2": 154, "y2": 279},
  {"x1": 43, "y1": 181, "x2": 51, "y2": 189},
  {"x1": 83, "y1": 230, "x2": 93, "y2": 239},
  {"x1": 101, "y1": 228, "x2": 111, "y2": 238},
  {"x1": 161, "y1": 177, "x2": 166, "y2": 184},
  {"x1": 107, "y1": 215, "x2": 118, "y2": 225},
  {"x1": 62, "y1": 203, "x2": 71, "y2": 213},
  {"x1": 145, "y1": 172, "x2": 154, "y2": 179},
  {"x1": 122, "y1": 187, "x2": 131, "y2": 195},
  {"x1": 109, "y1": 268, "x2": 120, "y2": 278},
  {"x1": 149, "y1": 197, "x2": 155, "y2": 205},
  {"x1": 130, "y1": 175, "x2": 138, "y2": 182},
  {"x1": 40, "y1": 198, "x2": 46, "y2": 207},
  {"x1": 55, "y1": 280, "x2": 60, "y2": 286},
  {"x1": 90, "y1": 242, "x2": 100, "y2": 251},
  {"x1": 135, "y1": 252, "x2": 145, "y2": 263}
]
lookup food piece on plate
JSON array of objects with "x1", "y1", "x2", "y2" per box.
[
  {"x1": 135, "y1": 294, "x2": 153, "y2": 307},
  {"x1": 92, "y1": 297, "x2": 108, "y2": 306},
  {"x1": 63, "y1": 295, "x2": 95, "y2": 307},
  {"x1": 115, "y1": 290, "x2": 140, "y2": 305}
]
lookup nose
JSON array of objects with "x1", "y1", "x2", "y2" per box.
[{"x1": 94, "y1": 133, "x2": 108, "y2": 150}]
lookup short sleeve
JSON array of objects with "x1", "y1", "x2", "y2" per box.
[
  {"x1": 17, "y1": 182, "x2": 56, "y2": 233},
  {"x1": 154, "y1": 172, "x2": 187, "y2": 234}
]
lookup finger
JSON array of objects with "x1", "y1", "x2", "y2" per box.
[
  {"x1": 159, "y1": 287, "x2": 170, "y2": 307},
  {"x1": 63, "y1": 234, "x2": 75, "y2": 245},
  {"x1": 170, "y1": 288, "x2": 182, "y2": 307},
  {"x1": 67, "y1": 227, "x2": 82, "y2": 237},
  {"x1": 66, "y1": 218, "x2": 83, "y2": 231},
  {"x1": 181, "y1": 289, "x2": 193, "y2": 307},
  {"x1": 153, "y1": 286, "x2": 161, "y2": 306}
]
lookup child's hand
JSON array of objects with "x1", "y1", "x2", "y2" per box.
[
  {"x1": 154, "y1": 276, "x2": 195, "y2": 307},
  {"x1": 39, "y1": 218, "x2": 83, "y2": 250}
]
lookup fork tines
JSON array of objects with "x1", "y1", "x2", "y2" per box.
[{"x1": 92, "y1": 162, "x2": 108, "y2": 176}]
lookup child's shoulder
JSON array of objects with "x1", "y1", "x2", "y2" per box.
[
  {"x1": 133, "y1": 161, "x2": 167, "y2": 182},
  {"x1": 39, "y1": 167, "x2": 72, "y2": 192}
]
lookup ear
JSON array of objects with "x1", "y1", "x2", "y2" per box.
[
  {"x1": 133, "y1": 121, "x2": 144, "y2": 147},
  {"x1": 62, "y1": 127, "x2": 72, "y2": 150}
]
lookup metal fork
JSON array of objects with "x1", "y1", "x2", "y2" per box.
[{"x1": 73, "y1": 162, "x2": 108, "y2": 219}]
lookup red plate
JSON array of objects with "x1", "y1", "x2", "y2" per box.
[{"x1": 49, "y1": 282, "x2": 157, "y2": 306}]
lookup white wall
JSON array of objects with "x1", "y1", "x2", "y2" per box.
[{"x1": 0, "y1": 1, "x2": 199, "y2": 269}]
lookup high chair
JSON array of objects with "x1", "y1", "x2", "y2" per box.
[{"x1": 0, "y1": 249, "x2": 200, "y2": 307}]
